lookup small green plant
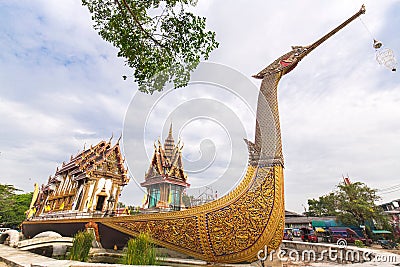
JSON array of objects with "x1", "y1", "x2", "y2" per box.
[
  {"x1": 121, "y1": 233, "x2": 158, "y2": 265},
  {"x1": 354, "y1": 240, "x2": 365, "y2": 248},
  {"x1": 69, "y1": 230, "x2": 94, "y2": 262}
]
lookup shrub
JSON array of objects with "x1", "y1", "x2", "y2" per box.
[
  {"x1": 121, "y1": 233, "x2": 158, "y2": 265},
  {"x1": 354, "y1": 240, "x2": 365, "y2": 248},
  {"x1": 69, "y1": 231, "x2": 94, "y2": 262}
]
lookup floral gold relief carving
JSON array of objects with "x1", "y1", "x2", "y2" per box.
[{"x1": 104, "y1": 165, "x2": 284, "y2": 263}]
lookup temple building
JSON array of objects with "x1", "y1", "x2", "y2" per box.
[
  {"x1": 35, "y1": 139, "x2": 130, "y2": 216},
  {"x1": 141, "y1": 124, "x2": 190, "y2": 210}
]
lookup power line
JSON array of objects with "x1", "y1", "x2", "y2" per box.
[
  {"x1": 378, "y1": 184, "x2": 400, "y2": 192},
  {"x1": 378, "y1": 187, "x2": 400, "y2": 195}
]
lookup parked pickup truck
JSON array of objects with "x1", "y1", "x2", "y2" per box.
[{"x1": 328, "y1": 227, "x2": 371, "y2": 245}]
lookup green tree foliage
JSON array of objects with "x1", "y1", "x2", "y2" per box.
[
  {"x1": 0, "y1": 184, "x2": 32, "y2": 228},
  {"x1": 307, "y1": 181, "x2": 390, "y2": 230},
  {"x1": 127, "y1": 205, "x2": 140, "y2": 214},
  {"x1": 306, "y1": 192, "x2": 338, "y2": 217},
  {"x1": 82, "y1": 0, "x2": 219, "y2": 94},
  {"x1": 335, "y1": 182, "x2": 389, "y2": 229}
]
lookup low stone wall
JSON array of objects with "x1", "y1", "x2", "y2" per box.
[
  {"x1": 281, "y1": 240, "x2": 400, "y2": 264},
  {"x1": 0, "y1": 230, "x2": 21, "y2": 248}
]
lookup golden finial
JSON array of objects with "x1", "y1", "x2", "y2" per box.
[{"x1": 109, "y1": 132, "x2": 114, "y2": 144}]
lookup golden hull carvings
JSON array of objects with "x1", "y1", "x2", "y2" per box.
[
  {"x1": 24, "y1": 7, "x2": 366, "y2": 263},
  {"x1": 19, "y1": 6, "x2": 370, "y2": 265},
  {"x1": 103, "y1": 6, "x2": 367, "y2": 262},
  {"x1": 104, "y1": 164, "x2": 284, "y2": 263}
]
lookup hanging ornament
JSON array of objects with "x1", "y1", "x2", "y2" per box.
[
  {"x1": 374, "y1": 39, "x2": 397, "y2": 72},
  {"x1": 360, "y1": 18, "x2": 397, "y2": 72},
  {"x1": 373, "y1": 39, "x2": 382, "y2": 49}
]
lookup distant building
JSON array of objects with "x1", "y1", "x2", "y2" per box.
[
  {"x1": 380, "y1": 199, "x2": 400, "y2": 237},
  {"x1": 141, "y1": 124, "x2": 190, "y2": 211},
  {"x1": 190, "y1": 186, "x2": 217, "y2": 207},
  {"x1": 380, "y1": 199, "x2": 400, "y2": 212},
  {"x1": 35, "y1": 139, "x2": 129, "y2": 216},
  {"x1": 284, "y1": 210, "x2": 336, "y2": 229},
  {"x1": 284, "y1": 210, "x2": 311, "y2": 229}
]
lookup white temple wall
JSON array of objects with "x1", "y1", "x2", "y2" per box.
[{"x1": 83, "y1": 182, "x2": 95, "y2": 212}]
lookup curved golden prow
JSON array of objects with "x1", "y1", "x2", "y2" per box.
[
  {"x1": 22, "y1": 5, "x2": 366, "y2": 264},
  {"x1": 104, "y1": 164, "x2": 284, "y2": 262},
  {"x1": 101, "y1": 5, "x2": 366, "y2": 263}
]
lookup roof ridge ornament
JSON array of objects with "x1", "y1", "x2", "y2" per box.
[
  {"x1": 117, "y1": 132, "x2": 122, "y2": 144},
  {"x1": 108, "y1": 132, "x2": 114, "y2": 144}
]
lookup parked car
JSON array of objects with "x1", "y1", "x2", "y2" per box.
[
  {"x1": 328, "y1": 227, "x2": 371, "y2": 245},
  {"x1": 300, "y1": 227, "x2": 318, "y2": 242},
  {"x1": 0, "y1": 228, "x2": 10, "y2": 233},
  {"x1": 378, "y1": 239, "x2": 399, "y2": 249},
  {"x1": 292, "y1": 228, "x2": 301, "y2": 237},
  {"x1": 283, "y1": 228, "x2": 293, "y2": 241}
]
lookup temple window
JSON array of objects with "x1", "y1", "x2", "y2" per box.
[{"x1": 149, "y1": 186, "x2": 160, "y2": 208}]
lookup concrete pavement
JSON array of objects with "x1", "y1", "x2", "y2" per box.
[{"x1": 0, "y1": 244, "x2": 163, "y2": 267}]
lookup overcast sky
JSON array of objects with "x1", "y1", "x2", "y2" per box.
[{"x1": 1, "y1": 0, "x2": 399, "y2": 213}]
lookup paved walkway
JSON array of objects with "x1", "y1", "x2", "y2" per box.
[
  {"x1": 0, "y1": 244, "x2": 163, "y2": 267},
  {"x1": 2, "y1": 243, "x2": 399, "y2": 267},
  {"x1": 0, "y1": 244, "x2": 74, "y2": 267}
]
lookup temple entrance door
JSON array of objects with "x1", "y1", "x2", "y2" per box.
[{"x1": 96, "y1": 196, "x2": 106, "y2": 211}]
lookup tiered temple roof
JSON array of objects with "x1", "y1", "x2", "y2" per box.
[
  {"x1": 37, "y1": 138, "x2": 129, "y2": 214},
  {"x1": 141, "y1": 124, "x2": 189, "y2": 188},
  {"x1": 45, "y1": 140, "x2": 129, "y2": 188}
]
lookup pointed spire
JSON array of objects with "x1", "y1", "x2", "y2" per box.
[
  {"x1": 164, "y1": 122, "x2": 175, "y2": 158},
  {"x1": 168, "y1": 122, "x2": 173, "y2": 138}
]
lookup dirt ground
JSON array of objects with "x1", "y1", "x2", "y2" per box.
[
  {"x1": 0, "y1": 262, "x2": 10, "y2": 267},
  {"x1": 370, "y1": 243, "x2": 400, "y2": 255}
]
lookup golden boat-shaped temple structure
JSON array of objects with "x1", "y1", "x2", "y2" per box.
[{"x1": 22, "y1": 6, "x2": 366, "y2": 263}]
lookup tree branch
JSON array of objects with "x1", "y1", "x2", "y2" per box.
[
  {"x1": 117, "y1": 0, "x2": 164, "y2": 48},
  {"x1": 153, "y1": 7, "x2": 167, "y2": 31}
]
